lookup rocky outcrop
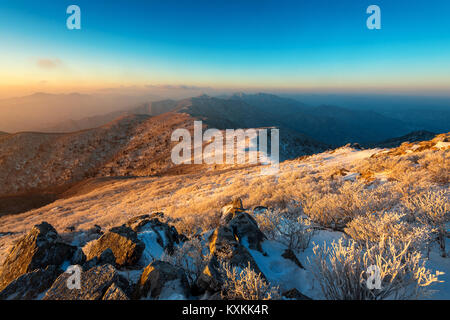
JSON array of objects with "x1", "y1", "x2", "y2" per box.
[
  {"x1": 196, "y1": 199, "x2": 268, "y2": 294},
  {"x1": 219, "y1": 198, "x2": 266, "y2": 252},
  {"x1": 219, "y1": 198, "x2": 245, "y2": 225},
  {"x1": 197, "y1": 209, "x2": 265, "y2": 294},
  {"x1": 135, "y1": 260, "x2": 189, "y2": 299},
  {"x1": 0, "y1": 199, "x2": 278, "y2": 300},
  {"x1": 43, "y1": 264, "x2": 130, "y2": 300},
  {"x1": 0, "y1": 222, "x2": 76, "y2": 291},
  {"x1": 127, "y1": 215, "x2": 180, "y2": 254},
  {"x1": 228, "y1": 212, "x2": 266, "y2": 252},
  {"x1": 71, "y1": 248, "x2": 87, "y2": 266},
  {"x1": 0, "y1": 265, "x2": 59, "y2": 300},
  {"x1": 85, "y1": 225, "x2": 145, "y2": 268},
  {"x1": 102, "y1": 282, "x2": 129, "y2": 300}
]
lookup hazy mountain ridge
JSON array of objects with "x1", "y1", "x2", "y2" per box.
[
  {"x1": 42, "y1": 99, "x2": 178, "y2": 133},
  {"x1": 283, "y1": 93, "x2": 450, "y2": 134},
  {"x1": 2, "y1": 91, "x2": 443, "y2": 148},
  {"x1": 227, "y1": 93, "x2": 415, "y2": 145},
  {"x1": 365, "y1": 130, "x2": 437, "y2": 148},
  {"x1": 0, "y1": 92, "x2": 161, "y2": 133}
]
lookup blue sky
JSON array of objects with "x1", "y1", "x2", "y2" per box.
[{"x1": 0, "y1": 0, "x2": 449, "y2": 96}]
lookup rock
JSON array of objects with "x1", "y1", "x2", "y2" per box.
[
  {"x1": 99, "y1": 248, "x2": 116, "y2": 267},
  {"x1": 126, "y1": 214, "x2": 152, "y2": 232},
  {"x1": 197, "y1": 225, "x2": 264, "y2": 293},
  {"x1": 281, "y1": 249, "x2": 304, "y2": 269},
  {"x1": 71, "y1": 248, "x2": 86, "y2": 265},
  {"x1": 85, "y1": 225, "x2": 144, "y2": 268},
  {"x1": 126, "y1": 213, "x2": 165, "y2": 232},
  {"x1": 228, "y1": 212, "x2": 266, "y2": 252},
  {"x1": 82, "y1": 257, "x2": 99, "y2": 271},
  {"x1": 218, "y1": 199, "x2": 265, "y2": 252},
  {"x1": 252, "y1": 206, "x2": 268, "y2": 215},
  {"x1": 0, "y1": 222, "x2": 76, "y2": 291},
  {"x1": 93, "y1": 225, "x2": 102, "y2": 234},
  {"x1": 282, "y1": 288, "x2": 312, "y2": 300},
  {"x1": 208, "y1": 291, "x2": 223, "y2": 300},
  {"x1": 208, "y1": 226, "x2": 237, "y2": 253},
  {"x1": 231, "y1": 197, "x2": 244, "y2": 209},
  {"x1": 343, "y1": 142, "x2": 362, "y2": 150},
  {"x1": 220, "y1": 200, "x2": 246, "y2": 225},
  {"x1": 127, "y1": 216, "x2": 180, "y2": 254},
  {"x1": 196, "y1": 255, "x2": 223, "y2": 293},
  {"x1": 102, "y1": 283, "x2": 129, "y2": 300},
  {"x1": 43, "y1": 264, "x2": 129, "y2": 300},
  {"x1": 65, "y1": 226, "x2": 76, "y2": 232},
  {"x1": 0, "y1": 265, "x2": 60, "y2": 300},
  {"x1": 136, "y1": 260, "x2": 189, "y2": 299}
]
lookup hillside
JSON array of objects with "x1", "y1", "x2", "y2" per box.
[
  {"x1": 0, "y1": 113, "x2": 194, "y2": 197},
  {"x1": 0, "y1": 132, "x2": 447, "y2": 300},
  {"x1": 0, "y1": 108, "x2": 330, "y2": 215}
]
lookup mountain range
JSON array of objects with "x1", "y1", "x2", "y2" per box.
[
  {"x1": 0, "y1": 92, "x2": 448, "y2": 216},
  {"x1": 14, "y1": 92, "x2": 436, "y2": 147}
]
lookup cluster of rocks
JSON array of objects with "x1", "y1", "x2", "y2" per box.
[{"x1": 0, "y1": 198, "x2": 309, "y2": 300}]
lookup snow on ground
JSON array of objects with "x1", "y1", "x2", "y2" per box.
[
  {"x1": 158, "y1": 279, "x2": 188, "y2": 300},
  {"x1": 248, "y1": 227, "x2": 449, "y2": 300},
  {"x1": 137, "y1": 227, "x2": 166, "y2": 266},
  {"x1": 246, "y1": 229, "x2": 345, "y2": 300},
  {"x1": 426, "y1": 237, "x2": 450, "y2": 299},
  {"x1": 435, "y1": 141, "x2": 450, "y2": 150}
]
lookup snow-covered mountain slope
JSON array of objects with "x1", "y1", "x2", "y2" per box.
[{"x1": 0, "y1": 133, "x2": 447, "y2": 260}]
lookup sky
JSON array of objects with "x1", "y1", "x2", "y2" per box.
[{"x1": 0, "y1": 0, "x2": 450, "y2": 98}]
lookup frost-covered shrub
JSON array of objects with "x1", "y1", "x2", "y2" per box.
[
  {"x1": 403, "y1": 190, "x2": 449, "y2": 256},
  {"x1": 418, "y1": 151, "x2": 449, "y2": 185},
  {"x1": 255, "y1": 207, "x2": 314, "y2": 252},
  {"x1": 344, "y1": 212, "x2": 432, "y2": 251},
  {"x1": 219, "y1": 261, "x2": 281, "y2": 300},
  {"x1": 309, "y1": 238, "x2": 442, "y2": 300},
  {"x1": 162, "y1": 238, "x2": 210, "y2": 285},
  {"x1": 172, "y1": 213, "x2": 220, "y2": 238},
  {"x1": 302, "y1": 182, "x2": 399, "y2": 230}
]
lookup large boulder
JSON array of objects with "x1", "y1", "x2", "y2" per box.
[
  {"x1": 43, "y1": 264, "x2": 130, "y2": 300},
  {"x1": 220, "y1": 198, "x2": 246, "y2": 225},
  {"x1": 0, "y1": 222, "x2": 76, "y2": 291},
  {"x1": 219, "y1": 198, "x2": 266, "y2": 252},
  {"x1": 127, "y1": 215, "x2": 180, "y2": 254},
  {"x1": 85, "y1": 225, "x2": 144, "y2": 268},
  {"x1": 135, "y1": 260, "x2": 189, "y2": 299},
  {"x1": 102, "y1": 283, "x2": 129, "y2": 300},
  {"x1": 196, "y1": 225, "x2": 264, "y2": 293},
  {"x1": 0, "y1": 265, "x2": 60, "y2": 300},
  {"x1": 228, "y1": 212, "x2": 266, "y2": 252}
]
